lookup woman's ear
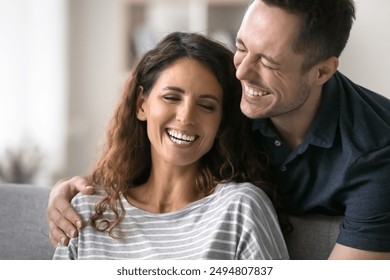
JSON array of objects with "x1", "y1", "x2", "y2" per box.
[{"x1": 136, "y1": 86, "x2": 147, "y2": 121}]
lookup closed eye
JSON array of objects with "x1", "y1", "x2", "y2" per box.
[
  {"x1": 162, "y1": 95, "x2": 181, "y2": 103},
  {"x1": 235, "y1": 38, "x2": 247, "y2": 53},
  {"x1": 261, "y1": 62, "x2": 274, "y2": 70},
  {"x1": 259, "y1": 56, "x2": 280, "y2": 70},
  {"x1": 235, "y1": 44, "x2": 247, "y2": 53},
  {"x1": 198, "y1": 103, "x2": 216, "y2": 112}
]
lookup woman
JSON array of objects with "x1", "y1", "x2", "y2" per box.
[{"x1": 53, "y1": 32, "x2": 289, "y2": 260}]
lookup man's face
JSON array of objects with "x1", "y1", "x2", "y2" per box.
[{"x1": 234, "y1": 0, "x2": 320, "y2": 121}]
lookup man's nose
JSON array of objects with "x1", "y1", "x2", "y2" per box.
[{"x1": 235, "y1": 55, "x2": 254, "y2": 81}]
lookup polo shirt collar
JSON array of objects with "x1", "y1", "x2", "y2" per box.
[{"x1": 307, "y1": 74, "x2": 340, "y2": 148}]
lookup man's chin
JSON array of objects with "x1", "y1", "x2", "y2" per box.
[{"x1": 240, "y1": 101, "x2": 267, "y2": 119}]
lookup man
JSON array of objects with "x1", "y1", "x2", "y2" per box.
[{"x1": 47, "y1": 0, "x2": 390, "y2": 259}]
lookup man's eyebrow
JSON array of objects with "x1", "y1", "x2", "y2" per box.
[
  {"x1": 261, "y1": 54, "x2": 281, "y2": 66},
  {"x1": 235, "y1": 38, "x2": 281, "y2": 66},
  {"x1": 235, "y1": 37, "x2": 244, "y2": 45}
]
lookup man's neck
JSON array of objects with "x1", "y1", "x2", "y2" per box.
[{"x1": 270, "y1": 89, "x2": 323, "y2": 150}]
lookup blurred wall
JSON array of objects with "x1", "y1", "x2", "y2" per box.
[
  {"x1": 0, "y1": 0, "x2": 68, "y2": 185},
  {"x1": 64, "y1": 0, "x2": 124, "y2": 178},
  {"x1": 339, "y1": 0, "x2": 390, "y2": 96}
]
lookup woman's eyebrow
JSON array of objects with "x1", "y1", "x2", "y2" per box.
[
  {"x1": 199, "y1": 94, "x2": 221, "y2": 103},
  {"x1": 162, "y1": 86, "x2": 221, "y2": 102},
  {"x1": 161, "y1": 86, "x2": 184, "y2": 93}
]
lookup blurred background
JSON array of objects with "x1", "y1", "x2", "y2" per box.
[{"x1": 0, "y1": 0, "x2": 389, "y2": 186}]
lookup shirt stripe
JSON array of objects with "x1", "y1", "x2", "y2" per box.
[{"x1": 53, "y1": 182, "x2": 289, "y2": 260}]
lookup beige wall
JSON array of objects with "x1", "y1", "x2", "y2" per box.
[
  {"x1": 65, "y1": 0, "x2": 124, "y2": 177},
  {"x1": 339, "y1": 0, "x2": 390, "y2": 97}
]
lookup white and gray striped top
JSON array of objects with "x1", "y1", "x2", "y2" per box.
[{"x1": 53, "y1": 182, "x2": 289, "y2": 260}]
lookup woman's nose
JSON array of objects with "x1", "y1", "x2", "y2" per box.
[{"x1": 176, "y1": 103, "x2": 196, "y2": 125}]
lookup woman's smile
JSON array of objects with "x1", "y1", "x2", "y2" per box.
[{"x1": 166, "y1": 128, "x2": 198, "y2": 145}]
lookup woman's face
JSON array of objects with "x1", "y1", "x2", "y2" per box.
[{"x1": 137, "y1": 58, "x2": 223, "y2": 168}]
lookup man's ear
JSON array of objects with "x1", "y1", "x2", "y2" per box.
[
  {"x1": 315, "y1": 56, "x2": 339, "y2": 86},
  {"x1": 136, "y1": 86, "x2": 147, "y2": 121}
]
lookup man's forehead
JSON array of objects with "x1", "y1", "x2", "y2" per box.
[{"x1": 237, "y1": 1, "x2": 301, "y2": 48}]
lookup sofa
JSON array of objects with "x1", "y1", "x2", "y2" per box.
[
  {"x1": 0, "y1": 183, "x2": 54, "y2": 259},
  {"x1": 0, "y1": 183, "x2": 343, "y2": 260}
]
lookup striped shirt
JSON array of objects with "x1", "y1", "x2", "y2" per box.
[{"x1": 53, "y1": 182, "x2": 289, "y2": 260}]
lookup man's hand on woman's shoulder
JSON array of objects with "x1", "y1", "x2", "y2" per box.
[{"x1": 47, "y1": 176, "x2": 95, "y2": 247}]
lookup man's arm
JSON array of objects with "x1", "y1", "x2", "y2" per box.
[
  {"x1": 328, "y1": 145, "x2": 390, "y2": 260},
  {"x1": 329, "y1": 243, "x2": 390, "y2": 260},
  {"x1": 47, "y1": 176, "x2": 95, "y2": 247}
]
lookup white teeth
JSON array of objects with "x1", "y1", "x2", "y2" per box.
[
  {"x1": 245, "y1": 84, "x2": 269, "y2": 97},
  {"x1": 167, "y1": 129, "x2": 196, "y2": 145}
]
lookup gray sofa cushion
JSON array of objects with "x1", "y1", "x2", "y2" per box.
[
  {"x1": 0, "y1": 183, "x2": 54, "y2": 260},
  {"x1": 285, "y1": 214, "x2": 342, "y2": 259}
]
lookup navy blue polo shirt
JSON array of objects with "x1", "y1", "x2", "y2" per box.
[{"x1": 253, "y1": 71, "x2": 390, "y2": 252}]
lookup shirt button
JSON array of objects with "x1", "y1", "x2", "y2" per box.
[
  {"x1": 280, "y1": 166, "x2": 287, "y2": 172},
  {"x1": 274, "y1": 140, "x2": 282, "y2": 147}
]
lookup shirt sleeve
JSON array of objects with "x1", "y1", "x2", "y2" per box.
[
  {"x1": 236, "y1": 184, "x2": 290, "y2": 260},
  {"x1": 338, "y1": 144, "x2": 390, "y2": 251},
  {"x1": 52, "y1": 238, "x2": 78, "y2": 260}
]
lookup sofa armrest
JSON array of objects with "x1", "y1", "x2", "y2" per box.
[{"x1": 0, "y1": 183, "x2": 54, "y2": 260}]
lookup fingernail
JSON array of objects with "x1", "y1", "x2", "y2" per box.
[
  {"x1": 76, "y1": 221, "x2": 82, "y2": 229},
  {"x1": 86, "y1": 185, "x2": 94, "y2": 190},
  {"x1": 60, "y1": 237, "x2": 66, "y2": 246},
  {"x1": 69, "y1": 230, "x2": 75, "y2": 238}
]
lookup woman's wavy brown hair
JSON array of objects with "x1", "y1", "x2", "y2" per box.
[{"x1": 88, "y1": 32, "x2": 280, "y2": 237}]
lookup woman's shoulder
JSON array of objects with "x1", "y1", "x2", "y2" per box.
[
  {"x1": 216, "y1": 181, "x2": 272, "y2": 206},
  {"x1": 218, "y1": 181, "x2": 268, "y2": 196},
  {"x1": 71, "y1": 185, "x2": 106, "y2": 211}
]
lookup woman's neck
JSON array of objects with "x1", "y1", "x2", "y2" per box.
[{"x1": 125, "y1": 164, "x2": 204, "y2": 214}]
